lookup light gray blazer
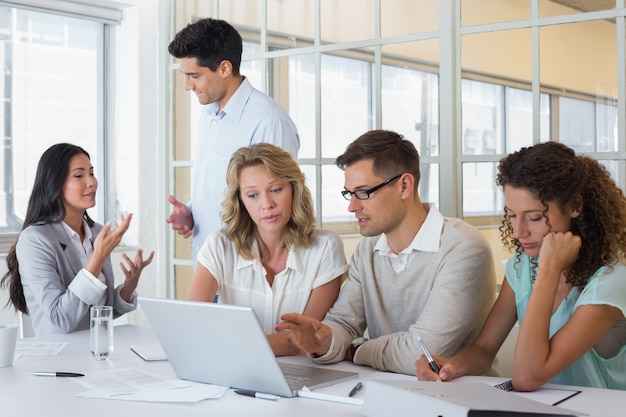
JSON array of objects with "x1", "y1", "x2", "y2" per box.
[{"x1": 16, "y1": 221, "x2": 135, "y2": 336}]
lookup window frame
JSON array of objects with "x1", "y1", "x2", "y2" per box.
[{"x1": 167, "y1": 1, "x2": 626, "y2": 297}]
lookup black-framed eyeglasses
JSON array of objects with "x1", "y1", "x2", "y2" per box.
[{"x1": 341, "y1": 174, "x2": 402, "y2": 201}]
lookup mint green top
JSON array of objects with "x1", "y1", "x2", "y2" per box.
[{"x1": 506, "y1": 254, "x2": 626, "y2": 389}]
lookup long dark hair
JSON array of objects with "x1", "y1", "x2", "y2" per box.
[{"x1": 1, "y1": 143, "x2": 95, "y2": 313}]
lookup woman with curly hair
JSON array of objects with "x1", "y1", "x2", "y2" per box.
[
  {"x1": 416, "y1": 141, "x2": 626, "y2": 390},
  {"x1": 185, "y1": 143, "x2": 346, "y2": 356}
]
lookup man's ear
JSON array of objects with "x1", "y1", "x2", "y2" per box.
[
  {"x1": 218, "y1": 60, "x2": 233, "y2": 78},
  {"x1": 399, "y1": 173, "x2": 415, "y2": 200}
]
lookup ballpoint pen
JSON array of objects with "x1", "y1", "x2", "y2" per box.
[
  {"x1": 348, "y1": 381, "x2": 363, "y2": 397},
  {"x1": 416, "y1": 336, "x2": 440, "y2": 374},
  {"x1": 234, "y1": 389, "x2": 280, "y2": 401},
  {"x1": 30, "y1": 372, "x2": 85, "y2": 377}
]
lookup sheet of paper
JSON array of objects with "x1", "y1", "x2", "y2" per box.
[
  {"x1": 298, "y1": 372, "x2": 416, "y2": 406},
  {"x1": 70, "y1": 367, "x2": 192, "y2": 396},
  {"x1": 14, "y1": 341, "x2": 69, "y2": 357},
  {"x1": 76, "y1": 383, "x2": 228, "y2": 403}
]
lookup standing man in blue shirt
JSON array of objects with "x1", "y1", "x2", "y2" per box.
[{"x1": 166, "y1": 18, "x2": 300, "y2": 264}]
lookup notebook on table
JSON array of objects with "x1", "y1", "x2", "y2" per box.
[
  {"x1": 362, "y1": 380, "x2": 583, "y2": 417},
  {"x1": 138, "y1": 297, "x2": 358, "y2": 398}
]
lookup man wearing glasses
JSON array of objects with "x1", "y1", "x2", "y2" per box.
[{"x1": 278, "y1": 130, "x2": 497, "y2": 376}]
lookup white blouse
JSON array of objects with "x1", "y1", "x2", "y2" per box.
[{"x1": 197, "y1": 228, "x2": 348, "y2": 333}]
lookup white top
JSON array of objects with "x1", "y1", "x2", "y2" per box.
[
  {"x1": 62, "y1": 220, "x2": 107, "y2": 307},
  {"x1": 373, "y1": 203, "x2": 443, "y2": 273},
  {"x1": 197, "y1": 228, "x2": 348, "y2": 333}
]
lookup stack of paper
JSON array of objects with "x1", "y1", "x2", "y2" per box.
[{"x1": 72, "y1": 368, "x2": 228, "y2": 403}]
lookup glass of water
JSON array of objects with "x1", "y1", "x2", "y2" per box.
[{"x1": 90, "y1": 306, "x2": 114, "y2": 360}]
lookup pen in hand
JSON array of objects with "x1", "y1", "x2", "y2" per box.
[
  {"x1": 416, "y1": 336, "x2": 440, "y2": 374},
  {"x1": 348, "y1": 381, "x2": 363, "y2": 397}
]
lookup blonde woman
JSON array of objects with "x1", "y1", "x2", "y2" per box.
[{"x1": 186, "y1": 143, "x2": 346, "y2": 356}]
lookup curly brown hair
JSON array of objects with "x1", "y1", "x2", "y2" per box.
[{"x1": 496, "y1": 141, "x2": 626, "y2": 289}]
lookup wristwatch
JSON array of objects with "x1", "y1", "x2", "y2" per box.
[{"x1": 347, "y1": 336, "x2": 368, "y2": 362}]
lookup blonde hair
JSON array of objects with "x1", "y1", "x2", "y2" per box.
[{"x1": 221, "y1": 143, "x2": 315, "y2": 260}]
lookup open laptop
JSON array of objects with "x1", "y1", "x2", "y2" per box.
[{"x1": 139, "y1": 297, "x2": 358, "y2": 397}]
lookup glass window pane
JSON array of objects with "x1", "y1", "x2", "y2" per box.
[
  {"x1": 321, "y1": 165, "x2": 351, "y2": 223},
  {"x1": 596, "y1": 102, "x2": 618, "y2": 152},
  {"x1": 382, "y1": 41, "x2": 439, "y2": 157},
  {"x1": 0, "y1": 7, "x2": 101, "y2": 233},
  {"x1": 381, "y1": 0, "x2": 439, "y2": 37},
  {"x1": 462, "y1": 162, "x2": 502, "y2": 216},
  {"x1": 462, "y1": 29, "x2": 532, "y2": 90},
  {"x1": 242, "y1": 42, "x2": 263, "y2": 90},
  {"x1": 506, "y1": 88, "x2": 551, "y2": 151},
  {"x1": 540, "y1": 20, "x2": 617, "y2": 149},
  {"x1": 461, "y1": 0, "x2": 530, "y2": 26},
  {"x1": 268, "y1": 0, "x2": 314, "y2": 42},
  {"x1": 321, "y1": 0, "x2": 375, "y2": 44},
  {"x1": 540, "y1": 0, "x2": 616, "y2": 18},
  {"x1": 420, "y1": 163, "x2": 439, "y2": 207},
  {"x1": 462, "y1": 80, "x2": 503, "y2": 155},
  {"x1": 540, "y1": 93, "x2": 551, "y2": 142},
  {"x1": 289, "y1": 53, "x2": 316, "y2": 159},
  {"x1": 559, "y1": 97, "x2": 596, "y2": 152},
  {"x1": 321, "y1": 53, "x2": 371, "y2": 159},
  {"x1": 461, "y1": 28, "x2": 533, "y2": 155},
  {"x1": 218, "y1": 0, "x2": 260, "y2": 28},
  {"x1": 299, "y1": 164, "x2": 317, "y2": 217}
]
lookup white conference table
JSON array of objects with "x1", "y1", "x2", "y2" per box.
[{"x1": 1, "y1": 324, "x2": 625, "y2": 417}]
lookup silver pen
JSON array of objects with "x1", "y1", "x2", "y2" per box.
[
  {"x1": 30, "y1": 372, "x2": 85, "y2": 377},
  {"x1": 416, "y1": 336, "x2": 440, "y2": 374}
]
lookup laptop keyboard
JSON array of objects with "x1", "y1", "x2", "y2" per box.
[
  {"x1": 279, "y1": 363, "x2": 313, "y2": 388},
  {"x1": 284, "y1": 374, "x2": 311, "y2": 386}
]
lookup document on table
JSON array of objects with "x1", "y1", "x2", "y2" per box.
[
  {"x1": 72, "y1": 367, "x2": 228, "y2": 403},
  {"x1": 297, "y1": 372, "x2": 416, "y2": 406},
  {"x1": 14, "y1": 341, "x2": 68, "y2": 357},
  {"x1": 454, "y1": 376, "x2": 582, "y2": 406},
  {"x1": 130, "y1": 343, "x2": 168, "y2": 361}
]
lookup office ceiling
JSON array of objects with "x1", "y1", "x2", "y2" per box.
[{"x1": 552, "y1": 0, "x2": 616, "y2": 13}]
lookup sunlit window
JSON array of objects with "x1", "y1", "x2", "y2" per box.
[{"x1": 0, "y1": 6, "x2": 103, "y2": 237}]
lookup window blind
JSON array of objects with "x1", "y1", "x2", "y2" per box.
[{"x1": 0, "y1": 0, "x2": 125, "y2": 24}]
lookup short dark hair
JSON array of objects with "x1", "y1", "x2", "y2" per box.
[
  {"x1": 168, "y1": 18, "x2": 242, "y2": 74},
  {"x1": 336, "y1": 130, "x2": 421, "y2": 192}
]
